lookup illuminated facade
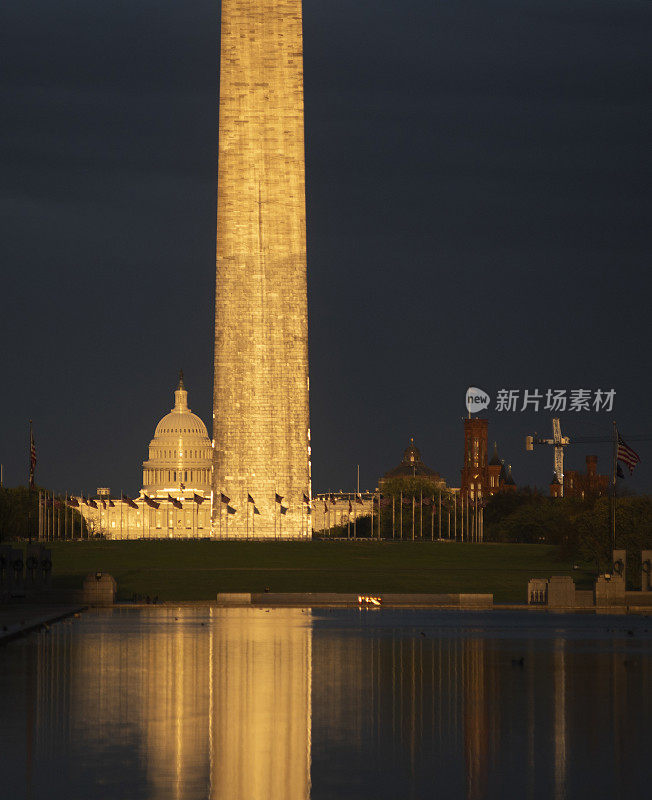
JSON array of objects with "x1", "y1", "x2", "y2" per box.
[
  {"x1": 142, "y1": 371, "x2": 212, "y2": 493},
  {"x1": 213, "y1": 0, "x2": 311, "y2": 538},
  {"x1": 76, "y1": 375, "x2": 212, "y2": 538}
]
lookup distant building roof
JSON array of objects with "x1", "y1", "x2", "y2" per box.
[{"x1": 382, "y1": 438, "x2": 441, "y2": 481}]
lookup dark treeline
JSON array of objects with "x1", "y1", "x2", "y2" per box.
[
  {"x1": 483, "y1": 488, "x2": 652, "y2": 584},
  {"x1": 0, "y1": 486, "x2": 89, "y2": 541}
]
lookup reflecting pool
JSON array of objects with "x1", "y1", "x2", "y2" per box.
[{"x1": 1, "y1": 607, "x2": 650, "y2": 799}]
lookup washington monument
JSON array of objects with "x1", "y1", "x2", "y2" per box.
[{"x1": 213, "y1": 0, "x2": 311, "y2": 537}]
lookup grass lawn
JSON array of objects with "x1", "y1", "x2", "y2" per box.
[{"x1": 33, "y1": 540, "x2": 595, "y2": 603}]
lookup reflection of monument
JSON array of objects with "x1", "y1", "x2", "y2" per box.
[
  {"x1": 210, "y1": 608, "x2": 311, "y2": 799},
  {"x1": 56, "y1": 608, "x2": 312, "y2": 800},
  {"x1": 12, "y1": 614, "x2": 652, "y2": 798},
  {"x1": 213, "y1": 0, "x2": 311, "y2": 538}
]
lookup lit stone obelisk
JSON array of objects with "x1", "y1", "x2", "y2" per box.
[{"x1": 213, "y1": 0, "x2": 311, "y2": 538}]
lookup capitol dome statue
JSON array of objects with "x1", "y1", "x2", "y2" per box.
[{"x1": 142, "y1": 371, "x2": 213, "y2": 495}]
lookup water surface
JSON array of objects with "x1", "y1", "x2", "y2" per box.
[{"x1": 0, "y1": 607, "x2": 650, "y2": 799}]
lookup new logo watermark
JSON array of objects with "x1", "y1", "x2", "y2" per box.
[
  {"x1": 465, "y1": 387, "x2": 615, "y2": 413},
  {"x1": 466, "y1": 387, "x2": 490, "y2": 414}
]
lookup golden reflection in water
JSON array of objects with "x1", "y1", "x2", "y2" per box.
[
  {"x1": 16, "y1": 611, "x2": 651, "y2": 800},
  {"x1": 209, "y1": 607, "x2": 311, "y2": 800},
  {"x1": 49, "y1": 608, "x2": 312, "y2": 800}
]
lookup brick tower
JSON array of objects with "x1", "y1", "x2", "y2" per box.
[
  {"x1": 460, "y1": 418, "x2": 489, "y2": 500},
  {"x1": 213, "y1": 0, "x2": 311, "y2": 537}
]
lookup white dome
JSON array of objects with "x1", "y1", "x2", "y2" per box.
[
  {"x1": 154, "y1": 409, "x2": 208, "y2": 438},
  {"x1": 141, "y1": 373, "x2": 213, "y2": 495}
]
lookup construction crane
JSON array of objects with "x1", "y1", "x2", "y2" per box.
[
  {"x1": 526, "y1": 419, "x2": 569, "y2": 494},
  {"x1": 526, "y1": 420, "x2": 652, "y2": 497}
]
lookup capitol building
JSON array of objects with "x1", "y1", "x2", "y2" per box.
[{"x1": 77, "y1": 374, "x2": 214, "y2": 539}]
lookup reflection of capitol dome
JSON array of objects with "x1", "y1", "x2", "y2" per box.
[{"x1": 142, "y1": 372, "x2": 212, "y2": 494}]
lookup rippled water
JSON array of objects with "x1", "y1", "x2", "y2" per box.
[{"x1": 1, "y1": 607, "x2": 650, "y2": 799}]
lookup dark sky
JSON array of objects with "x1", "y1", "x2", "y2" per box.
[{"x1": 2, "y1": 0, "x2": 651, "y2": 497}]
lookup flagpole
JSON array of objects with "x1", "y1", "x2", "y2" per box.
[
  {"x1": 392, "y1": 495, "x2": 395, "y2": 539},
  {"x1": 419, "y1": 490, "x2": 423, "y2": 539},
  {"x1": 399, "y1": 492, "x2": 403, "y2": 540},
  {"x1": 411, "y1": 494, "x2": 415, "y2": 541},
  {"x1": 347, "y1": 494, "x2": 350, "y2": 539},
  {"x1": 370, "y1": 493, "x2": 374, "y2": 540},
  {"x1": 454, "y1": 494, "x2": 457, "y2": 541},
  {"x1": 28, "y1": 420, "x2": 34, "y2": 489},
  {"x1": 378, "y1": 492, "x2": 381, "y2": 540},
  {"x1": 431, "y1": 495, "x2": 434, "y2": 541},
  {"x1": 438, "y1": 491, "x2": 442, "y2": 540},
  {"x1": 612, "y1": 420, "x2": 617, "y2": 551},
  {"x1": 459, "y1": 494, "x2": 463, "y2": 541},
  {"x1": 327, "y1": 498, "x2": 330, "y2": 538},
  {"x1": 353, "y1": 494, "x2": 357, "y2": 539}
]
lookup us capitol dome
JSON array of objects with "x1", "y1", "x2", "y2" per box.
[
  {"x1": 75, "y1": 372, "x2": 214, "y2": 539},
  {"x1": 142, "y1": 371, "x2": 212, "y2": 494}
]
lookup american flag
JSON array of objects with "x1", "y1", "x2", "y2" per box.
[
  {"x1": 168, "y1": 493, "x2": 183, "y2": 509},
  {"x1": 29, "y1": 422, "x2": 37, "y2": 489},
  {"x1": 617, "y1": 435, "x2": 640, "y2": 474}
]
